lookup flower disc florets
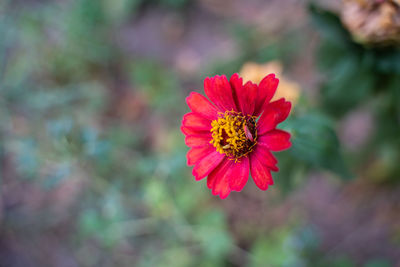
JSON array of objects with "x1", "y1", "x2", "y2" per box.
[{"x1": 210, "y1": 111, "x2": 257, "y2": 161}]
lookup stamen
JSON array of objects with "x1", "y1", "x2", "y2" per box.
[{"x1": 210, "y1": 111, "x2": 257, "y2": 162}]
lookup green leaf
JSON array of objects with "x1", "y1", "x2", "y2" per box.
[
  {"x1": 388, "y1": 75, "x2": 400, "y2": 121},
  {"x1": 316, "y1": 40, "x2": 350, "y2": 71},
  {"x1": 321, "y1": 57, "x2": 375, "y2": 117},
  {"x1": 286, "y1": 113, "x2": 352, "y2": 179},
  {"x1": 375, "y1": 48, "x2": 400, "y2": 74}
]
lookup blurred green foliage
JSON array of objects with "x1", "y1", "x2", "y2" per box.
[
  {"x1": 0, "y1": 0, "x2": 398, "y2": 266},
  {"x1": 310, "y1": 3, "x2": 400, "y2": 183}
]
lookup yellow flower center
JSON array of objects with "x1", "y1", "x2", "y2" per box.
[{"x1": 210, "y1": 111, "x2": 257, "y2": 161}]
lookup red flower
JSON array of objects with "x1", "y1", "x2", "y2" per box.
[{"x1": 181, "y1": 73, "x2": 291, "y2": 199}]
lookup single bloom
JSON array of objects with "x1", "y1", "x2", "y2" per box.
[{"x1": 181, "y1": 73, "x2": 292, "y2": 199}]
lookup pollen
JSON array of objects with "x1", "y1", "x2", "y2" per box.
[{"x1": 210, "y1": 111, "x2": 257, "y2": 161}]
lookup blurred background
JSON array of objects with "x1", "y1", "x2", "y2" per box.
[{"x1": 0, "y1": 0, "x2": 400, "y2": 266}]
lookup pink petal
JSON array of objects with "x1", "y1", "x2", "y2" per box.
[
  {"x1": 208, "y1": 158, "x2": 233, "y2": 199},
  {"x1": 254, "y1": 74, "x2": 279, "y2": 116},
  {"x1": 264, "y1": 98, "x2": 291, "y2": 124},
  {"x1": 207, "y1": 158, "x2": 229, "y2": 189},
  {"x1": 181, "y1": 126, "x2": 196, "y2": 135},
  {"x1": 251, "y1": 145, "x2": 279, "y2": 171},
  {"x1": 204, "y1": 75, "x2": 238, "y2": 112},
  {"x1": 192, "y1": 150, "x2": 225, "y2": 181},
  {"x1": 186, "y1": 92, "x2": 219, "y2": 120},
  {"x1": 258, "y1": 130, "x2": 291, "y2": 151},
  {"x1": 257, "y1": 109, "x2": 278, "y2": 136},
  {"x1": 185, "y1": 133, "x2": 211, "y2": 148},
  {"x1": 187, "y1": 145, "x2": 214, "y2": 166},
  {"x1": 181, "y1": 126, "x2": 203, "y2": 136},
  {"x1": 228, "y1": 156, "x2": 250, "y2": 192},
  {"x1": 250, "y1": 152, "x2": 274, "y2": 190},
  {"x1": 233, "y1": 77, "x2": 258, "y2": 116},
  {"x1": 182, "y1": 113, "x2": 211, "y2": 131},
  {"x1": 207, "y1": 171, "x2": 218, "y2": 189},
  {"x1": 229, "y1": 73, "x2": 242, "y2": 111}
]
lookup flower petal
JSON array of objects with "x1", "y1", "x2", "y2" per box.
[
  {"x1": 257, "y1": 109, "x2": 279, "y2": 136},
  {"x1": 265, "y1": 98, "x2": 291, "y2": 124},
  {"x1": 192, "y1": 150, "x2": 225, "y2": 181},
  {"x1": 229, "y1": 73, "x2": 242, "y2": 108},
  {"x1": 208, "y1": 158, "x2": 233, "y2": 199},
  {"x1": 254, "y1": 74, "x2": 279, "y2": 116},
  {"x1": 186, "y1": 92, "x2": 219, "y2": 120},
  {"x1": 204, "y1": 75, "x2": 238, "y2": 112},
  {"x1": 182, "y1": 113, "x2": 211, "y2": 131},
  {"x1": 181, "y1": 126, "x2": 208, "y2": 136},
  {"x1": 252, "y1": 144, "x2": 279, "y2": 172},
  {"x1": 207, "y1": 171, "x2": 218, "y2": 189},
  {"x1": 207, "y1": 157, "x2": 229, "y2": 189},
  {"x1": 258, "y1": 129, "x2": 291, "y2": 151},
  {"x1": 233, "y1": 78, "x2": 258, "y2": 116},
  {"x1": 228, "y1": 156, "x2": 250, "y2": 192},
  {"x1": 187, "y1": 145, "x2": 214, "y2": 166},
  {"x1": 185, "y1": 133, "x2": 211, "y2": 148},
  {"x1": 181, "y1": 126, "x2": 210, "y2": 136},
  {"x1": 250, "y1": 152, "x2": 274, "y2": 190}
]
